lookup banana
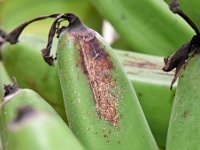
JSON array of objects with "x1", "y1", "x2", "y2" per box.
[
  {"x1": 5, "y1": 106, "x2": 84, "y2": 150},
  {"x1": 166, "y1": 55, "x2": 200, "y2": 150},
  {"x1": 38, "y1": 13, "x2": 158, "y2": 150},
  {"x1": 0, "y1": 84, "x2": 84, "y2": 150},
  {"x1": 116, "y1": 50, "x2": 175, "y2": 148},
  {"x1": 90, "y1": 0, "x2": 193, "y2": 56},
  {"x1": 2, "y1": 34, "x2": 174, "y2": 148},
  {"x1": 0, "y1": 61, "x2": 11, "y2": 149}
]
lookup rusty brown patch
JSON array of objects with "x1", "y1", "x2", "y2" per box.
[{"x1": 72, "y1": 30, "x2": 119, "y2": 127}]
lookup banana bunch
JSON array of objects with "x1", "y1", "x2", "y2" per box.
[
  {"x1": 2, "y1": 0, "x2": 200, "y2": 149},
  {"x1": 0, "y1": 13, "x2": 161, "y2": 149},
  {"x1": 0, "y1": 83, "x2": 84, "y2": 150},
  {"x1": 1, "y1": 34, "x2": 174, "y2": 148}
]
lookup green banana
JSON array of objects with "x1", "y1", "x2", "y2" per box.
[
  {"x1": 162, "y1": 1, "x2": 200, "y2": 149},
  {"x1": 90, "y1": 0, "x2": 193, "y2": 56},
  {"x1": 0, "y1": 85, "x2": 84, "y2": 150},
  {"x1": 0, "y1": 61, "x2": 11, "y2": 149},
  {"x1": 166, "y1": 55, "x2": 200, "y2": 150},
  {"x1": 2, "y1": 34, "x2": 174, "y2": 148},
  {"x1": 39, "y1": 13, "x2": 158, "y2": 150},
  {"x1": 5, "y1": 106, "x2": 84, "y2": 150},
  {"x1": 1, "y1": 36, "x2": 67, "y2": 122},
  {"x1": 116, "y1": 50, "x2": 175, "y2": 148}
]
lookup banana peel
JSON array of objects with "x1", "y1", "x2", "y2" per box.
[
  {"x1": 166, "y1": 55, "x2": 200, "y2": 150},
  {"x1": 116, "y1": 50, "x2": 175, "y2": 148}
]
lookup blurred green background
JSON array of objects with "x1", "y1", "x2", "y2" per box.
[{"x1": 0, "y1": 0, "x2": 199, "y2": 56}]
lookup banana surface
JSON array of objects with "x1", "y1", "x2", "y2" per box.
[{"x1": 166, "y1": 55, "x2": 200, "y2": 150}]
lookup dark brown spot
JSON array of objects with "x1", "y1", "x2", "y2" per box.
[
  {"x1": 13, "y1": 106, "x2": 36, "y2": 123},
  {"x1": 183, "y1": 110, "x2": 189, "y2": 118},
  {"x1": 137, "y1": 92, "x2": 142, "y2": 97}
]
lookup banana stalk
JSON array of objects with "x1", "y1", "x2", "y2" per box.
[
  {"x1": 0, "y1": 85, "x2": 84, "y2": 150},
  {"x1": 166, "y1": 55, "x2": 200, "y2": 150},
  {"x1": 90, "y1": 0, "x2": 193, "y2": 56},
  {"x1": 40, "y1": 13, "x2": 158, "y2": 150}
]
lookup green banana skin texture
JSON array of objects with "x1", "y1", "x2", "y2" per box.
[
  {"x1": 2, "y1": 35, "x2": 174, "y2": 148},
  {"x1": 57, "y1": 22, "x2": 158, "y2": 150},
  {"x1": 1, "y1": 36, "x2": 67, "y2": 122},
  {"x1": 166, "y1": 55, "x2": 200, "y2": 150},
  {"x1": 90, "y1": 0, "x2": 193, "y2": 56},
  {"x1": 0, "y1": 61, "x2": 11, "y2": 149},
  {"x1": 0, "y1": 89, "x2": 84, "y2": 150}
]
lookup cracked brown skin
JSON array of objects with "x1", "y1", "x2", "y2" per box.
[{"x1": 70, "y1": 28, "x2": 119, "y2": 127}]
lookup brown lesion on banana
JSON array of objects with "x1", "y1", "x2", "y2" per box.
[
  {"x1": 74, "y1": 30, "x2": 119, "y2": 127},
  {"x1": 162, "y1": 0, "x2": 200, "y2": 90}
]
